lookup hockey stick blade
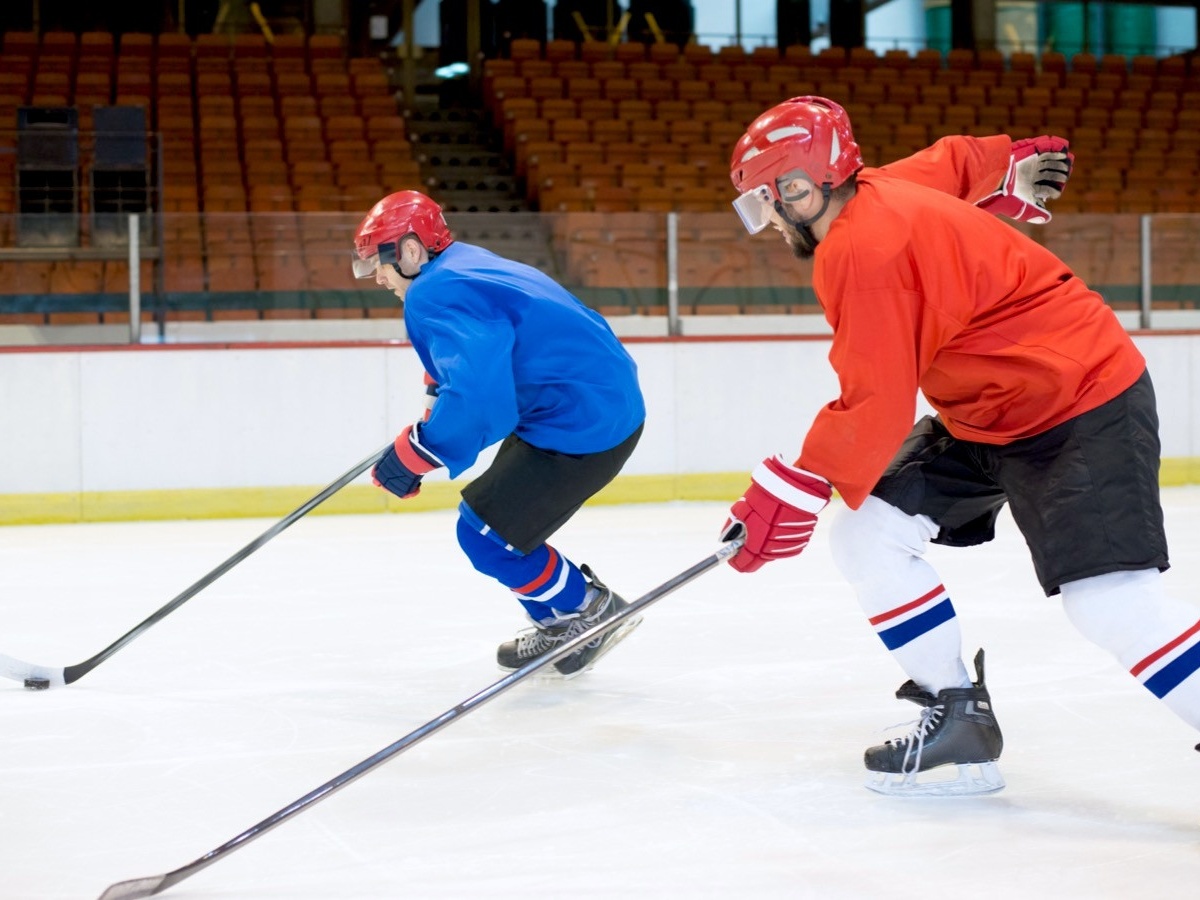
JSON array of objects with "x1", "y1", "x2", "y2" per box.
[
  {"x1": 4, "y1": 445, "x2": 390, "y2": 691},
  {"x1": 97, "y1": 875, "x2": 172, "y2": 900},
  {"x1": 96, "y1": 538, "x2": 743, "y2": 900}
]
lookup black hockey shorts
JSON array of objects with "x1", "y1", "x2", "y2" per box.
[
  {"x1": 460, "y1": 422, "x2": 644, "y2": 554},
  {"x1": 870, "y1": 369, "x2": 1168, "y2": 595}
]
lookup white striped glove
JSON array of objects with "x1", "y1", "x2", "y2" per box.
[
  {"x1": 976, "y1": 135, "x2": 1074, "y2": 224},
  {"x1": 721, "y1": 456, "x2": 831, "y2": 573}
]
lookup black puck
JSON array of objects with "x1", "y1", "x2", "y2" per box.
[{"x1": 24, "y1": 677, "x2": 50, "y2": 691}]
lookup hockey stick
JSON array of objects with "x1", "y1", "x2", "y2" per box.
[
  {"x1": 2, "y1": 444, "x2": 391, "y2": 691},
  {"x1": 96, "y1": 537, "x2": 743, "y2": 900}
]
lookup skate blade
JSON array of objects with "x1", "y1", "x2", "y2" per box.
[
  {"x1": 865, "y1": 761, "x2": 1005, "y2": 797},
  {"x1": 559, "y1": 616, "x2": 643, "y2": 681}
]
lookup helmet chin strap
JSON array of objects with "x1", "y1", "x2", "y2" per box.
[{"x1": 774, "y1": 182, "x2": 832, "y2": 247}]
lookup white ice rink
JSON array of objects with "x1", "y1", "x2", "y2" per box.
[{"x1": 3, "y1": 492, "x2": 1200, "y2": 900}]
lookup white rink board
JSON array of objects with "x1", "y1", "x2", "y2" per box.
[{"x1": 1, "y1": 332, "x2": 1197, "y2": 496}]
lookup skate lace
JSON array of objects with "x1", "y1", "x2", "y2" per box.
[
  {"x1": 561, "y1": 590, "x2": 612, "y2": 649},
  {"x1": 514, "y1": 591, "x2": 613, "y2": 660},
  {"x1": 889, "y1": 704, "x2": 945, "y2": 775},
  {"x1": 558, "y1": 616, "x2": 603, "y2": 649},
  {"x1": 514, "y1": 627, "x2": 563, "y2": 659}
]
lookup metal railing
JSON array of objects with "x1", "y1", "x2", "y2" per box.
[{"x1": 0, "y1": 209, "x2": 1197, "y2": 343}]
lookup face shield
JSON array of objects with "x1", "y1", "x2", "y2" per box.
[
  {"x1": 350, "y1": 240, "x2": 400, "y2": 279},
  {"x1": 732, "y1": 184, "x2": 777, "y2": 235}
]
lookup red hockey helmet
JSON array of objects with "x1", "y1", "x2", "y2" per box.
[
  {"x1": 352, "y1": 190, "x2": 453, "y2": 278},
  {"x1": 729, "y1": 96, "x2": 863, "y2": 233}
]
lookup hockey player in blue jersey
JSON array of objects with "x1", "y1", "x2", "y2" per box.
[{"x1": 352, "y1": 190, "x2": 647, "y2": 676}]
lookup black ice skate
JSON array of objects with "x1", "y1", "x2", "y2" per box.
[
  {"x1": 496, "y1": 565, "x2": 641, "y2": 679},
  {"x1": 864, "y1": 648, "x2": 1005, "y2": 797}
]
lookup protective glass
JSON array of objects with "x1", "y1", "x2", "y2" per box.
[
  {"x1": 350, "y1": 241, "x2": 400, "y2": 278},
  {"x1": 732, "y1": 185, "x2": 775, "y2": 234}
]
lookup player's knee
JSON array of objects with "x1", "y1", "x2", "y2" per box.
[
  {"x1": 456, "y1": 514, "x2": 520, "y2": 577},
  {"x1": 829, "y1": 496, "x2": 937, "y2": 577},
  {"x1": 1060, "y1": 569, "x2": 1162, "y2": 655}
]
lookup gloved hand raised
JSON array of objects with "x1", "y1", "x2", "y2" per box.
[
  {"x1": 976, "y1": 135, "x2": 1074, "y2": 224},
  {"x1": 721, "y1": 456, "x2": 832, "y2": 573},
  {"x1": 372, "y1": 422, "x2": 443, "y2": 499}
]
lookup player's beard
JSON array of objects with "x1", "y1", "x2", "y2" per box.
[{"x1": 783, "y1": 220, "x2": 818, "y2": 260}]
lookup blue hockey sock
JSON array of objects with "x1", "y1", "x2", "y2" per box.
[{"x1": 456, "y1": 505, "x2": 587, "y2": 623}]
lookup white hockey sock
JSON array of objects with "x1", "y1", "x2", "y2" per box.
[
  {"x1": 1061, "y1": 569, "x2": 1200, "y2": 731},
  {"x1": 830, "y1": 497, "x2": 970, "y2": 694}
]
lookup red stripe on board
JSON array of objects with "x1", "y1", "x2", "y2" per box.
[
  {"x1": 9, "y1": 332, "x2": 1200, "y2": 357},
  {"x1": 868, "y1": 584, "x2": 946, "y2": 626},
  {"x1": 0, "y1": 334, "x2": 838, "y2": 356},
  {"x1": 1131, "y1": 618, "x2": 1200, "y2": 677}
]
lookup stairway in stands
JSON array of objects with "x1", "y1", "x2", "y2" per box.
[
  {"x1": 405, "y1": 78, "x2": 526, "y2": 213},
  {"x1": 389, "y1": 68, "x2": 558, "y2": 276}
]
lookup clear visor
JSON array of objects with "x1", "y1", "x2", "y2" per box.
[
  {"x1": 732, "y1": 184, "x2": 776, "y2": 234},
  {"x1": 351, "y1": 252, "x2": 380, "y2": 279},
  {"x1": 350, "y1": 240, "x2": 400, "y2": 279}
]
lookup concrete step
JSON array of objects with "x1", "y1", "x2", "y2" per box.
[
  {"x1": 445, "y1": 214, "x2": 562, "y2": 274},
  {"x1": 415, "y1": 147, "x2": 508, "y2": 170},
  {"x1": 436, "y1": 189, "x2": 526, "y2": 213},
  {"x1": 427, "y1": 173, "x2": 517, "y2": 193},
  {"x1": 406, "y1": 120, "x2": 492, "y2": 145}
]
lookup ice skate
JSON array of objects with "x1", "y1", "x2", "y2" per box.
[
  {"x1": 496, "y1": 565, "x2": 641, "y2": 679},
  {"x1": 864, "y1": 649, "x2": 1005, "y2": 797}
]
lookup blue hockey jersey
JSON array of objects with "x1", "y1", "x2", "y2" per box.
[{"x1": 403, "y1": 241, "x2": 645, "y2": 477}]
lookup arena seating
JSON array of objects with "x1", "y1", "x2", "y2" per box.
[
  {"x1": 0, "y1": 32, "x2": 1197, "y2": 322},
  {"x1": 0, "y1": 29, "x2": 422, "y2": 321},
  {"x1": 483, "y1": 40, "x2": 1200, "y2": 217},
  {"x1": 485, "y1": 39, "x2": 1199, "y2": 314}
]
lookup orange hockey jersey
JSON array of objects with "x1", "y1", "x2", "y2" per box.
[{"x1": 796, "y1": 135, "x2": 1146, "y2": 509}]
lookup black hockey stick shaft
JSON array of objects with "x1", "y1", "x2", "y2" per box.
[
  {"x1": 0, "y1": 444, "x2": 390, "y2": 689},
  {"x1": 96, "y1": 538, "x2": 743, "y2": 900}
]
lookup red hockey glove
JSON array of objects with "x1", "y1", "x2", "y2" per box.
[
  {"x1": 976, "y1": 135, "x2": 1074, "y2": 224},
  {"x1": 372, "y1": 422, "x2": 443, "y2": 499},
  {"x1": 721, "y1": 456, "x2": 832, "y2": 573}
]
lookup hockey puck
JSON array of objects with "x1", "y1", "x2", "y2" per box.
[{"x1": 24, "y1": 677, "x2": 50, "y2": 691}]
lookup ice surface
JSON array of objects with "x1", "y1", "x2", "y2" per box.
[{"x1": 3, "y1": 492, "x2": 1199, "y2": 899}]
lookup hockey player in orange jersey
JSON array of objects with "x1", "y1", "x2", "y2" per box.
[{"x1": 721, "y1": 96, "x2": 1197, "y2": 795}]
